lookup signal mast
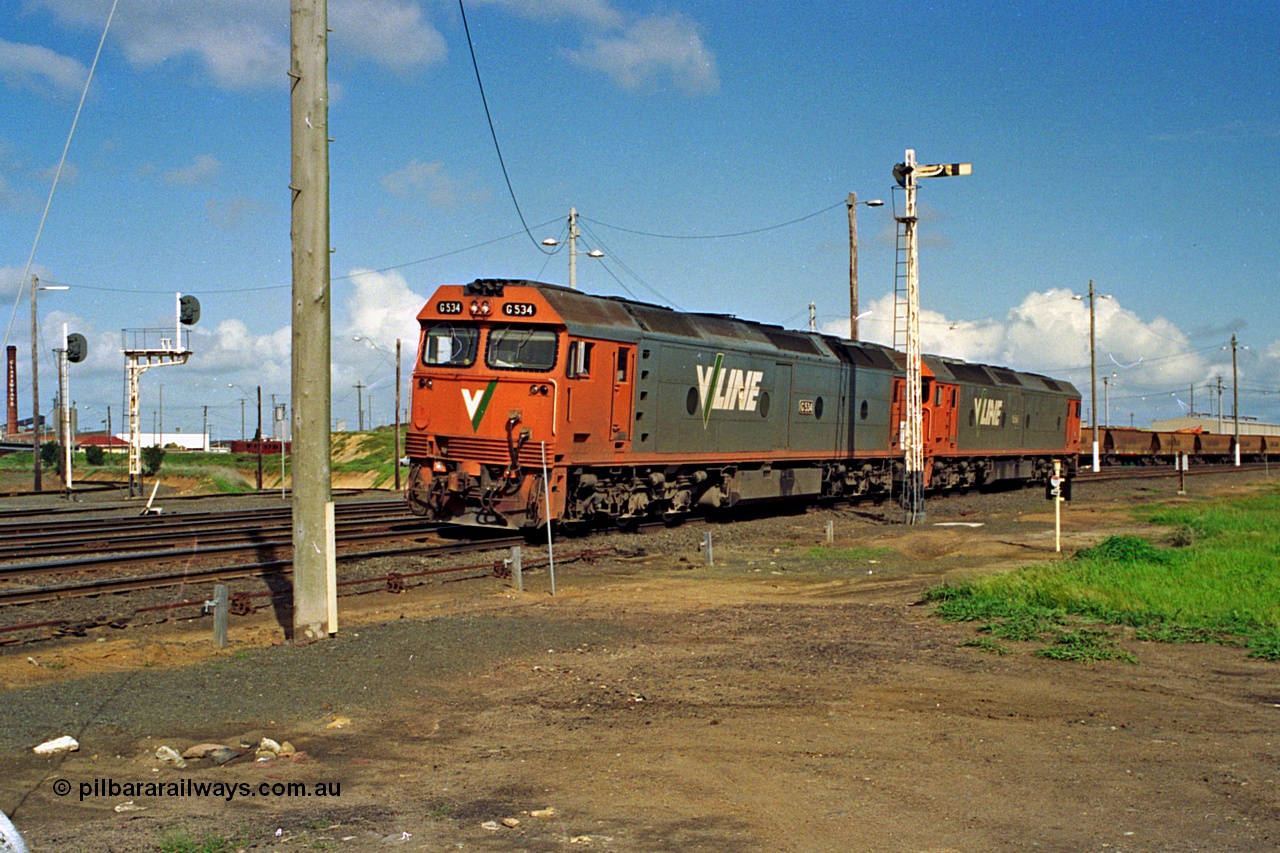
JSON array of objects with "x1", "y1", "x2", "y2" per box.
[
  {"x1": 892, "y1": 149, "x2": 970, "y2": 524},
  {"x1": 122, "y1": 293, "x2": 200, "y2": 496}
]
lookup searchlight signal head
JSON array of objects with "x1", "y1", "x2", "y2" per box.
[
  {"x1": 66, "y1": 332, "x2": 88, "y2": 363},
  {"x1": 179, "y1": 294, "x2": 201, "y2": 325}
]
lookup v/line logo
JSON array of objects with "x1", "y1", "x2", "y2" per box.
[
  {"x1": 461, "y1": 380, "x2": 499, "y2": 432},
  {"x1": 974, "y1": 395, "x2": 1003, "y2": 428},
  {"x1": 696, "y1": 354, "x2": 764, "y2": 428}
]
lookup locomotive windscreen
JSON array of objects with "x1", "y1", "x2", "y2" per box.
[
  {"x1": 486, "y1": 326, "x2": 559, "y2": 371},
  {"x1": 423, "y1": 323, "x2": 479, "y2": 367}
]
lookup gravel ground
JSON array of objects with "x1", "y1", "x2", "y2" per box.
[{"x1": 1, "y1": 469, "x2": 1277, "y2": 852}]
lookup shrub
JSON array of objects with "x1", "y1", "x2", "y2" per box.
[
  {"x1": 142, "y1": 445, "x2": 166, "y2": 475},
  {"x1": 84, "y1": 445, "x2": 105, "y2": 466}
]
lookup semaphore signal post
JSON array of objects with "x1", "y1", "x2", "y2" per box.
[{"x1": 893, "y1": 149, "x2": 970, "y2": 524}]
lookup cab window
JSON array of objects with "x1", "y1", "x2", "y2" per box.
[
  {"x1": 486, "y1": 326, "x2": 559, "y2": 371},
  {"x1": 422, "y1": 323, "x2": 479, "y2": 367},
  {"x1": 567, "y1": 340, "x2": 593, "y2": 378}
]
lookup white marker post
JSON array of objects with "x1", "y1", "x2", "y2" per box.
[
  {"x1": 541, "y1": 441, "x2": 555, "y2": 596},
  {"x1": 1051, "y1": 459, "x2": 1063, "y2": 553}
]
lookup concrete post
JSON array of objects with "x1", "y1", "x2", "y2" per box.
[{"x1": 290, "y1": 0, "x2": 334, "y2": 641}]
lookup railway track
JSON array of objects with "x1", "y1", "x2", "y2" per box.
[
  {"x1": 1074, "y1": 461, "x2": 1274, "y2": 482},
  {"x1": 0, "y1": 499, "x2": 411, "y2": 560},
  {"x1": 0, "y1": 462, "x2": 1268, "y2": 619}
]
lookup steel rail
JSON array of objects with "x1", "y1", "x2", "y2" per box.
[
  {"x1": 0, "y1": 502, "x2": 411, "y2": 559},
  {"x1": 0, "y1": 535, "x2": 530, "y2": 607}
]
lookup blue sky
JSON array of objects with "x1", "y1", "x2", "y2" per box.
[{"x1": 2, "y1": 0, "x2": 1278, "y2": 439}]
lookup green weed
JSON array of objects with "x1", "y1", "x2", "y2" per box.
[
  {"x1": 1036, "y1": 629, "x2": 1136, "y2": 664},
  {"x1": 958, "y1": 637, "x2": 1010, "y2": 655}
]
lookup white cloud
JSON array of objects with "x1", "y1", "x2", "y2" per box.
[
  {"x1": 0, "y1": 264, "x2": 55, "y2": 299},
  {"x1": 474, "y1": 0, "x2": 624, "y2": 29},
  {"x1": 339, "y1": 268, "x2": 428, "y2": 346},
  {"x1": 823, "y1": 288, "x2": 1244, "y2": 422},
  {"x1": 565, "y1": 12, "x2": 719, "y2": 94},
  {"x1": 473, "y1": 1, "x2": 717, "y2": 94},
  {"x1": 380, "y1": 159, "x2": 489, "y2": 207},
  {"x1": 0, "y1": 38, "x2": 87, "y2": 96},
  {"x1": 330, "y1": 0, "x2": 447, "y2": 71},
  {"x1": 205, "y1": 195, "x2": 270, "y2": 230},
  {"x1": 38, "y1": 160, "x2": 79, "y2": 186},
  {"x1": 36, "y1": 0, "x2": 446, "y2": 90},
  {"x1": 163, "y1": 155, "x2": 221, "y2": 186}
]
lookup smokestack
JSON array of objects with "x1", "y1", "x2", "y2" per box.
[{"x1": 6, "y1": 345, "x2": 16, "y2": 438}]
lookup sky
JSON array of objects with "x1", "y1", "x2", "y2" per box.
[{"x1": 2, "y1": 0, "x2": 1279, "y2": 441}]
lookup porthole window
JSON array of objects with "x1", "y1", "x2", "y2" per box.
[
  {"x1": 759, "y1": 391, "x2": 771, "y2": 418},
  {"x1": 686, "y1": 387, "x2": 699, "y2": 416},
  {"x1": 860, "y1": 400, "x2": 869, "y2": 421},
  {"x1": 814, "y1": 397, "x2": 824, "y2": 420}
]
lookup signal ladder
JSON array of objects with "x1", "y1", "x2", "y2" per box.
[{"x1": 891, "y1": 186, "x2": 911, "y2": 352}]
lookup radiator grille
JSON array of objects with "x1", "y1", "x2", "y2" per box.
[{"x1": 441, "y1": 435, "x2": 553, "y2": 467}]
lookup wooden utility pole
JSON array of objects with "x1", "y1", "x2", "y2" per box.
[
  {"x1": 394, "y1": 338, "x2": 402, "y2": 491},
  {"x1": 256, "y1": 386, "x2": 264, "y2": 491},
  {"x1": 1231, "y1": 334, "x2": 1240, "y2": 466},
  {"x1": 847, "y1": 192, "x2": 860, "y2": 340},
  {"x1": 290, "y1": 0, "x2": 334, "y2": 641}
]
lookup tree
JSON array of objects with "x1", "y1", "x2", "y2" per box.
[
  {"x1": 142, "y1": 445, "x2": 165, "y2": 475},
  {"x1": 84, "y1": 445, "x2": 105, "y2": 466}
]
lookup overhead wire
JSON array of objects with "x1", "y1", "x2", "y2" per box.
[
  {"x1": 581, "y1": 199, "x2": 847, "y2": 240},
  {"x1": 457, "y1": 0, "x2": 555, "y2": 254},
  {"x1": 3, "y1": 0, "x2": 120, "y2": 348},
  {"x1": 577, "y1": 219, "x2": 684, "y2": 309}
]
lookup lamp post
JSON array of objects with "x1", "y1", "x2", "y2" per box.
[
  {"x1": 541, "y1": 208, "x2": 604, "y2": 290},
  {"x1": 29, "y1": 277, "x2": 68, "y2": 492},
  {"x1": 229, "y1": 383, "x2": 262, "y2": 490},
  {"x1": 1103, "y1": 374, "x2": 1116, "y2": 429},
  {"x1": 1227, "y1": 334, "x2": 1246, "y2": 466},
  {"x1": 846, "y1": 192, "x2": 884, "y2": 340},
  {"x1": 354, "y1": 335, "x2": 404, "y2": 491},
  {"x1": 1073, "y1": 281, "x2": 1111, "y2": 472}
]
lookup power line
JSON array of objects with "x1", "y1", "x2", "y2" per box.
[
  {"x1": 582, "y1": 200, "x2": 847, "y2": 240},
  {"x1": 577, "y1": 219, "x2": 685, "y2": 310},
  {"x1": 457, "y1": 0, "x2": 553, "y2": 254},
  {"x1": 3, "y1": 0, "x2": 120, "y2": 348},
  {"x1": 37, "y1": 219, "x2": 561, "y2": 294}
]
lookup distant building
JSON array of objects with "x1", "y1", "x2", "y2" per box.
[
  {"x1": 1151, "y1": 416, "x2": 1280, "y2": 437},
  {"x1": 114, "y1": 432, "x2": 210, "y2": 451}
]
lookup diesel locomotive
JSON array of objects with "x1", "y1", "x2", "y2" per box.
[{"x1": 404, "y1": 279, "x2": 1082, "y2": 530}]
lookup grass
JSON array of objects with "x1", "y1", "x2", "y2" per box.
[
  {"x1": 805, "y1": 545, "x2": 898, "y2": 562},
  {"x1": 927, "y1": 485, "x2": 1280, "y2": 663},
  {"x1": 0, "y1": 428, "x2": 405, "y2": 493}
]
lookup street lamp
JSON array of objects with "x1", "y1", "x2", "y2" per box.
[
  {"x1": 353, "y1": 334, "x2": 404, "y2": 491},
  {"x1": 541, "y1": 208, "x2": 604, "y2": 290},
  {"x1": 1072, "y1": 281, "x2": 1112, "y2": 471},
  {"x1": 846, "y1": 193, "x2": 885, "y2": 341},
  {"x1": 1223, "y1": 335, "x2": 1248, "y2": 466},
  {"x1": 228, "y1": 382, "x2": 263, "y2": 490},
  {"x1": 29, "y1": 277, "x2": 68, "y2": 492},
  {"x1": 1103, "y1": 373, "x2": 1117, "y2": 429}
]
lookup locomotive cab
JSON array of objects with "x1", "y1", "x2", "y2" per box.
[{"x1": 406, "y1": 280, "x2": 570, "y2": 527}]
